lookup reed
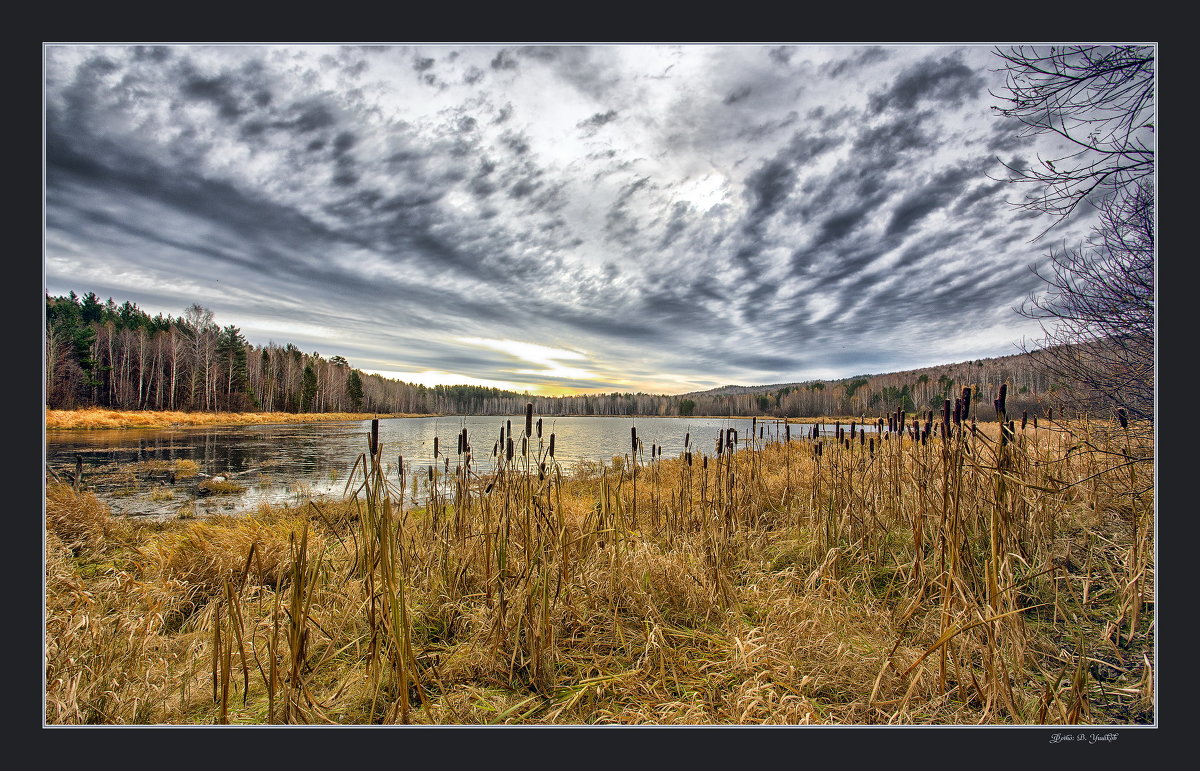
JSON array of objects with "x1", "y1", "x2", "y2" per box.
[{"x1": 45, "y1": 407, "x2": 1153, "y2": 725}]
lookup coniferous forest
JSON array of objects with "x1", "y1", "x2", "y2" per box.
[{"x1": 47, "y1": 291, "x2": 1062, "y2": 420}]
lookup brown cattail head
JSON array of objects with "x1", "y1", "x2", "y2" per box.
[
  {"x1": 961, "y1": 386, "x2": 972, "y2": 418},
  {"x1": 492, "y1": 441, "x2": 498, "y2": 457},
  {"x1": 1117, "y1": 407, "x2": 1128, "y2": 429},
  {"x1": 686, "y1": 451, "x2": 692, "y2": 466},
  {"x1": 997, "y1": 383, "x2": 1007, "y2": 416},
  {"x1": 869, "y1": 437, "x2": 875, "y2": 454},
  {"x1": 784, "y1": 424, "x2": 791, "y2": 441},
  {"x1": 728, "y1": 429, "x2": 737, "y2": 447},
  {"x1": 457, "y1": 433, "x2": 464, "y2": 455},
  {"x1": 1021, "y1": 410, "x2": 1028, "y2": 430},
  {"x1": 536, "y1": 417, "x2": 542, "y2": 439},
  {"x1": 954, "y1": 398, "x2": 962, "y2": 426},
  {"x1": 703, "y1": 455, "x2": 708, "y2": 469},
  {"x1": 398, "y1": 455, "x2": 404, "y2": 479},
  {"x1": 549, "y1": 433, "x2": 556, "y2": 457},
  {"x1": 506, "y1": 419, "x2": 512, "y2": 441},
  {"x1": 1033, "y1": 415, "x2": 1038, "y2": 430},
  {"x1": 684, "y1": 432, "x2": 691, "y2": 449},
  {"x1": 525, "y1": 403, "x2": 533, "y2": 437},
  {"x1": 942, "y1": 399, "x2": 951, "y2": 432},
  {"x1": 433, "y1": 436, "x2": 439, "y2": 458},
  {"x1": 632, "y1": 426, "x2": 639, "y2": 453},
  {"x1": 428, "y1": 466, "x2": 434, "y2": 481},
  {"x1": 506, "y1": 437, "x2": 514, "y2": 460},
  {"x1": 522, "y1": 436, "x2": 528, "y2": 456},
  {"x1": 850, "y1": 421, "x2": 857, "y2": 439}
]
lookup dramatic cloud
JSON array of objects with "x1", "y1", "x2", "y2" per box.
[{"x1": 43, "y1": 44, "x2": 1101, "y2": 395}]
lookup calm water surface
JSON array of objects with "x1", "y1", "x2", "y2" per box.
[{"x1": 46, "y1": 415, "x2": 856, "y2": 518}]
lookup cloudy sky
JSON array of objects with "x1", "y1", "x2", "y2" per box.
[{"x1": 44, "y1": 44, "x2": 1097, "y2": 396}]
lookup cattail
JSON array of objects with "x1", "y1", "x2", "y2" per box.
[
  {"x1": 850, "y1": 421, "x2": 856, "y2": 440},
  {"x1": 684, "y1": 432, "x2": 691, "y2": 449},
  {"x1": 716, "y1": 431, "x2": 724, "y2": 455},
  {"x1": 525, "y1": 402, "x2": 533, "y2": 437},
  {"x1": 869, "y1": 437, "x2": 875, "y2": 454},
  {"x1": 1047, "y1": 407, "x2": 1053, "y2": 421},
  {"x1": 860, "y1": 430, "x2": 865, "y2": 446},
  {"x1": 506, "y1": 437, "x2": 513, "y2": 461},
  {"x1": 686, "y1": 451, "x2": 692, "y2": 466},
  {"x1": 996, "y1": 383, "x2": 1007, "y2": 416},
  {"x1": 506, "y1": 419, "x2": 512, "y2": 442},
  {"x1": 522, "y1": 436, "x2": 527, "y2": 456},
  {"x1": 1021, "y1": 410, "x2": 1028, "y2": 430},
  {"x1": 369, "y1": 418, "x2": 379, "y2": 455},
  {"x1": 961, "y1": 386, "x2": 972, "y2": 419},
  {"x1": 433, "y1": 436, "x2": 439, "y2": 458},
  {"x1": 784, "y1": 423, "x2": 791, "y2": 442},
  {"x1": 492, "y1": 441, "x2": 498, "y2": 457},
  {"x1": 444, "y1": 457, "x2": 450, "y2": 473},
  {"x1": 703, "y1": 455, "x2": 708, "y2": 469},
  {"x1": 632, "y1": 426, "x2": 639, "y2": 454},
  {"x1": 953, "y1": 398, "x2": 962, "y2": 426},
  {"x1": 428, "y1": 466, "x2": 434, "y2": 482},
  {"x1": 397, "y1": 455, "x2": 404, "y2": 480},
  {"x1": 548, "y1": 433, "x2": 556, "y2": 457},
  {"x1": 536, "y1": 417, "x2": 542, "y2": 439},
  {"x1": 942, "y1": 399, "x2": 951, "y2": 435},
  {"x1": 457, "y1": 432, "x2": 463, "y2": 455},
  {"x1": 1117, "y1": 407, "x2": 1128, "y2": 430},
  {"x1": 728, "y1": 428, "x2": 737, "y2": 448}
]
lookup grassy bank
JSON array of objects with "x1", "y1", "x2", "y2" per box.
[
  {"x1": 45, "y1": 412, "x2": 1153, "y2": 725},
  {"x1": 45, "y1": 408, "x2": 436, "y2": 430}
]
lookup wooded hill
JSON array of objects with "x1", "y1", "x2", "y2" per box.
[{"x1": 47, "y1": 291, "x2": 1064, "y2": 420}]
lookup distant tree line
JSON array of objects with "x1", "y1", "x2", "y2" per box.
[{"x1": 47, "y1": 291, "x2": 1066, "y2": 420}]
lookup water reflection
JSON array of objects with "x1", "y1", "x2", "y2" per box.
[{"x1": 45, "y1": 416, "x2": 870, "y2": 518}]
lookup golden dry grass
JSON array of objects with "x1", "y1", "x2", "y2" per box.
[
  {"x1": 46, "y1": 408, "x2": 435, "y2": 430},
  {"x1": 44, "y1": 413, "x2": 1154, "y2": 726}
]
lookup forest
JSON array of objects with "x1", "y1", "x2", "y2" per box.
[{"x1": 47, "y1": 291, "x2": 1060, "y2": 420}]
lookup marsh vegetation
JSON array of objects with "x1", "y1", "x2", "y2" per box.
[{"x1": 44, "y1": 396, "x2": 1153, "y2": 725}]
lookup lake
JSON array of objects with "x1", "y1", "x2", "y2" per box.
[{"x1": 45, "y1": 415, "x2": 860, "y2": 518}]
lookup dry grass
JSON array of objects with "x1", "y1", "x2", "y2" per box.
[
  {"x1": 46, "y1": 408, "x2": 434, "y2": 430},
  {"x1": 44, "y1": 408, "x2": 1154, "y2": 725}
]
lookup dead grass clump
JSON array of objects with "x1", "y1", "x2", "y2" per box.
[
  {"x1": 138, "y1": 515, "x2": 312, "y2": 597},
  {"x1": 197, "y1": 479, "x2": 247, "y2": 495},
  {"x1": 45, "y1": 482, "x2": 114, "y2": 555}
]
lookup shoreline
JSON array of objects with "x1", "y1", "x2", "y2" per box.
[{"x1": 45, "y1": 407, "x2": 988, "y2": 432}]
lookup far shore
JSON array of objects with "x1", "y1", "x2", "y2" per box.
[{"x1": 45, "y1": 408, "x2": 915, "y2": 432}]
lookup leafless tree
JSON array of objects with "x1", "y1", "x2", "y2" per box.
[
  {"x1": 990, "y1": 45, "x2": 1154, "y2": 231},
  {"x1": 1018, "y1": 182, "x2": 1154, "y2": 424},
  {"x1": 994, "y1": 44, "x2": 1155, "y2": 427}
]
